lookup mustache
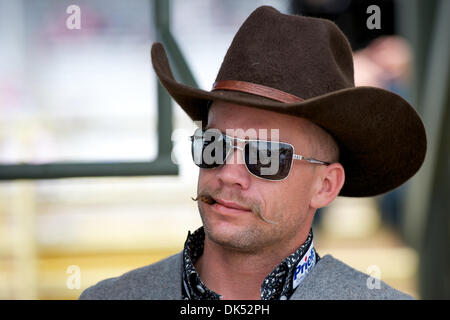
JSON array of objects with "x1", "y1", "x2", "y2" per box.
[
  {"x1": 191, "y1": 191, "x2": 277, "y2": 225},
  {"x1": 191, "y1": 194, "x2": 216, "y2": 205}
]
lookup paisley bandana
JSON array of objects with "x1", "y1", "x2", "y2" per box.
[{"x1": 181, "y1": 227, "x2": 319, "y2": 300}]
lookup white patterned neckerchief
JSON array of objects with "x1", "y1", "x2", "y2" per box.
[{"x1": 181, "y1": 227, "x2": 319, "y2": 300}]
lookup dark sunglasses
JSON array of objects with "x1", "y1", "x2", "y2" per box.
[{"x1": 189, "y1": 128, "x2": 331, "y2": 181}]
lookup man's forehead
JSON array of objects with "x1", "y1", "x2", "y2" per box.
[{"x1": 206, "y1": 101, "x2": 314, "y2": 141}]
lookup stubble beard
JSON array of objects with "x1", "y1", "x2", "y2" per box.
[{"x1": 198, "y1": 200, "x2": 290, "y2": 255}]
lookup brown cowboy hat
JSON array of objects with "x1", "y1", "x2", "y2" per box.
[{"x1": 150, "y1": 5, "x2": 426, "y2": 197}]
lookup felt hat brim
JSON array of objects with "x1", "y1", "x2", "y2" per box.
[{"x1": 151, "y1": 43, "x2": 427, "y2": 197}]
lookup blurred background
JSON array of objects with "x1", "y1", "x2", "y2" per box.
[{"x1": 0, "y1": 0, "x2": 448, "y2": 300}]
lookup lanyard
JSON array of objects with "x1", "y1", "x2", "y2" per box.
[{"x1": 292, "y1": 241, "x2": 316, "y2": 289}]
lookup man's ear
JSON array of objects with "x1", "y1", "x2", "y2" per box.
[{"x1": 310, "y1": 163, "x2": 345, "y2": 209}]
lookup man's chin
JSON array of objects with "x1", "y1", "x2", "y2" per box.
[{"x1": 203, "y1": 223, "x2": 267, "y2": 253}]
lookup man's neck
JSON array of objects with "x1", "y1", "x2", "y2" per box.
[{"x1": 194, "y1": 232, "x2": 310, "y2": 300}]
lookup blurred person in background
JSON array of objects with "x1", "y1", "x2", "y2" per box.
[
  {"x1": 353, "y1": 35, "x2": 413, "y2": 228},
  {"x1": 80, "y1": 6, "x2": 426, "y2": 300}
]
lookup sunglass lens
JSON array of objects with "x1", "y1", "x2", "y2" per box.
[
  {"x1": 244, "y1": 141, "x2": 293, "y2": 180},
  {"x1": 191, "y1": 129, "x2": 229, "y2": 168}
]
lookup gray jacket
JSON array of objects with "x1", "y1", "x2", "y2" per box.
[{"x1": 79, "y1": 252, "x2": 414, "y2": 300}]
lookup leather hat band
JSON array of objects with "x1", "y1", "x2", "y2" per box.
[{"x1": 212, "y1": 80, "x2": 304, "y2": 103}]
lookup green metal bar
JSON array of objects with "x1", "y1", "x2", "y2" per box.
[
  {"x1": 419, "y1": 88, "x2": 450, "y2": 299},
  {"x1": 402, "y1": 0, "x2": 450, "y2": 249},
  {"x1": 0, "y1": 156, "x2": 176, "y2": 180},
  {"x1": 396, "y1": 0, "x2": 438, "y2": 112},
  {"x1": 154, "y1": 0, "x2": 175, "y2": 158},
  {"x1": 153, "y1": 0, "x2": 198, "y2": 87},
  {"x1": 157, "y1": 80, "x2": 173, "y2": 157}
]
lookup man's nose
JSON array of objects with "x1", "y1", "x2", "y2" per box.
[{"x1": 216, "y1": 146, "x2": 251, "y2": 189}]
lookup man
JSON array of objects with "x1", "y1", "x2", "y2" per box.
[{"x1": 79, "y1": 6, "x2": 426, "y2": 300}]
